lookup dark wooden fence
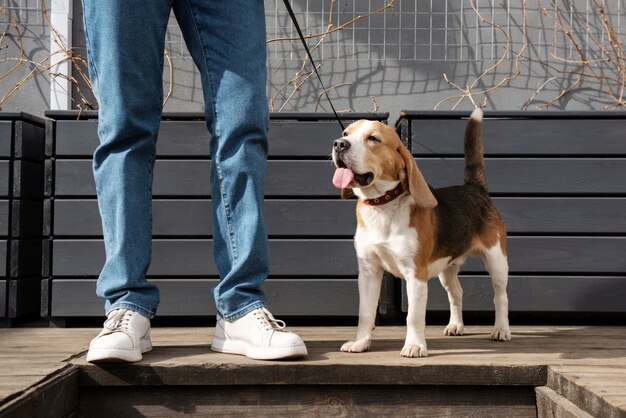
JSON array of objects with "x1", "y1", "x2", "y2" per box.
[
  {"x1": 0, "y1": 113, "x2": 46, "y2": 326},
  {"x1": 396, "y1": 111, "x2": 626, "y2": 314},
  {"x1": 41, "y1": 112, "x2": 388, "y2": 323}
]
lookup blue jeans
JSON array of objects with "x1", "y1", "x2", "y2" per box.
[{"x1": 82, "y1": 0, "x2": 269, "y2": 321}]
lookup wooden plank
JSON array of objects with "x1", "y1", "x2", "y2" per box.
[
  {"x1": 53, "y1": 120, "x2": 212, "y2": 157},
  {"x1": 0, "y1": 201, "x2": 7, "y2": 237},
  {"x1": 0, "y1": 279, "x2": 6, "y2": 317},
  {"x1": 0, "y1": 367, "x2": 78, "y2": 418},
  {"x1": 11, "y1": 200, "x2": 43, "y2": 238},
  {"x1": 14, "y1": 121, "x2": 45, "y2": 162},
  {"x1": 0, "y1": 241, "x2": 6, "y2": 277},
  {"x1": 9, "y1": 239, "x2": 42, "y2": 278},
  {"x1": 496, "y1": 197, "x2": 626, "y2": 233},
  {"x1": 51, "y1": 199, "x2": 357, "y2": 237},
  {"x1": 418, "y1": 158, "x2": 626, "y2": 194},
  {"x1": 7, "y1": 277, "x2": 41, "y2": 318},
  {"x1": 51, "y1": 158, "x2": 626, "y2": 197},
  {"x1": 49, "y1": 237, "x2": 626, "y2": 277},
  {"x1": 535, "y1": 386, "x2": 594, "y2": 418},
  {"x1": 12, "y1": 160, "x2": 44, "y2": 199},
  {"x1": 77, "y1": 385, "x2": 536, "y2": 418},
  {"x1": 53, "y1": 160, "x2": 211, "y2": 196},
  {"x1": 51, "y1": 119, "x2": 377, "y2": 158},
  {"x1": 48, "y1": 278, "x2": 359, "y2": 316},
  {"x1": 0, "y1": 161, "x2": 9, "y2": 197},
  {"x1": 409, "y1": 119, "x2": 626, "y2": 156},
  {"x1": 50, "y1": 239, "x2": 358, "y2": 276},
  {"x1": 0, "y1": 121, "x2": 12, "y2": 158},
  {"x1": 420, "y1": 275, "x2": 626, "y2": 313}
]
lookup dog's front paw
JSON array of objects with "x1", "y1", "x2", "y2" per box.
[
  {"x1": 443, "y1": 322, "x2": 464, "y2": 336},
  {"x1": 340, "y1": 338, "x2": 371, "y2": 353},
  {"x1": 491, "y1": 326, "x2": 511, "y2": 341},
  {"x1": 400, "y1": 343, "x2": 428, "y2": 358}
]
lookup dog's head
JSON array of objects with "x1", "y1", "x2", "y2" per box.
[{"x1": 332, "y1": 120, "x2": 437, "y2": 208}]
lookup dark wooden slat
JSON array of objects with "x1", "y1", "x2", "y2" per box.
[
  {"x1": 411, "y1": 275, "x2": 626, "y2": 313},
  {"x1": 48, "y1": 278, "x2": 358, "y2": 316},
  {"x1": 268, "y1": 121, "x2": 346, "y2": 156},
  {"x1": 51, "y1": 239, "x2": 358, "y2": 276},
  {"x1": 12, "y1": 160, "x2": 44, "y2": 199},
  {"x1": 495, "y1": 197, "x2": 626, "y2": 233},
  {"x1": 9, "y1": 239, "x2": 42, "y2": 278},
  {"x1": 0, "y1": 279, "x2": 6, "y2": 317},
  {"x1": 51, "y1": 199, "x2": 357, "y2": 237},
  {"x1": 53, "y1": 120, "x2": 212, "y2": 157},
  {"x1": 8, "y1": 277, "x2": 41, "y2": 318},
  {"x1": 409, "y1": 119, "x2": 626, "y2": 155},
  {"x1": 0, "y1": 200, "x2": 8, "y2": 237},
  {"x1": 52, "y1": 119, "x2": 374, "y2": 158},
  {"x1": 14, "y1": 121, "x2": 45, "y2": 162},
  {"x1": 0, "y1": 161, "x2": 9, "y2": 197},
  {"x1": 50, "y1": 237, "x2": 626, "y2": 277},
  {"x1": 0, "y1": 121, "x2": 12, "y2": 157},
  {"x1": 418, "y1": 158, "x2": 626, "y2": 194},
  {"x1": 11, "y1": 200, "x2": 43, "y2": 238},
  {"x1": 53, "y1": 160, "x2": 211, "y2": 196},
  {"x1": 0, "y1": 240, "x2": 6, "y2": 277},
  {"x1": 51, "y1": 158, "x2": 626, "y2": 197}
]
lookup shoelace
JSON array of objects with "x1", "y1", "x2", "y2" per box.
[
  {"x1": 252, "y1": 307, "x2": 286, "y2": 332},
  {"x1": 103, "y1": 309, "x2": 132, "y2": 333}
]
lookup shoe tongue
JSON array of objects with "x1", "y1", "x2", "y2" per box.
[{"x1": 332, "y1": 167, "x2": 355, "y2": 189}]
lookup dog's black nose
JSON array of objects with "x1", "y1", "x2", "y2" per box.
[{"x1": 333, "y1": 139, "x2": 351, "y2": 153}]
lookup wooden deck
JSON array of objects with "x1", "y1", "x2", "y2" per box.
[{"x1": 1, "y1": 326, "x2": 625, "y2": 417}]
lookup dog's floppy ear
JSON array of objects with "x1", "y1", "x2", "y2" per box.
[
  {"x1": 341, "y1": 188, "x2": 354, "y2": 199},
  {"x1": 398, "y1": 144, "x2": 437, "y2": 208}
]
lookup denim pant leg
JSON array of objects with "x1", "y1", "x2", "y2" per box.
[
  {"x1": 82, "y1": 0, "x2": 172, "y2": 318},
  {"x1": 173, "y1": 0, "x2": 270, "y2": 320}
]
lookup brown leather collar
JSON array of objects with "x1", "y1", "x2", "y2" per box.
[{"x1": 362, "y1": 184, "x2": 404, "y2": 206}]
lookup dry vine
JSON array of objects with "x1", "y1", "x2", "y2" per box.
[
  {"x1": 268, "y1": 0, "x2": 395, "y2": 112},
  {"x1": 437, "y1": 0, "x2": 626, "y2": 110}
]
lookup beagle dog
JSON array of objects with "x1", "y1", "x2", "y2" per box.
[{"x1": 332, "y1": 109, "x2": 510, "y2": 358}]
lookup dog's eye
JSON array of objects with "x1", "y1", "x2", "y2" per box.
[
  {"x1": 367, "y1": 135, "x2": 380, "y2": 143},
  {"x1": 342, "y1": 131, "x2": 348, "y2": 137}
]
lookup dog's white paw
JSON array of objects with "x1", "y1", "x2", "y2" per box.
[
  {"x1": 443, "y1": 322, "x2": 464, "y2": 336},
  {"x1": 340, "y1": 338, "x2": 371, "y2": 353},
  {"x1": 491, "y1": 326, "x2": 511, "y2": 341},
  {"x1": 400, "y1": 343, "x2": 428, "y2": 358}
]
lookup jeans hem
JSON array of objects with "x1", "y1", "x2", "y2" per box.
[
  {"x1": 106, "y1": 302, "x2": 156, "y2": 319},
  {"x1": 221, "y1": 300, "x2": 265, "y2": 321}
]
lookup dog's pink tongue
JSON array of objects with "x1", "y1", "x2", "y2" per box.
[{"x1": 333, "y1": 167, "x2": 355, "y2": 189}]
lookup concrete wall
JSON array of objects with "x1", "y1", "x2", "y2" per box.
[{"x1": 2, "y1": 0, "x2": 625, "y2": 119}]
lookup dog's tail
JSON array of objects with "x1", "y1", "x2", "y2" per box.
[{"x1": 464, "y1": 108, "x2": 487, "y2": 191}]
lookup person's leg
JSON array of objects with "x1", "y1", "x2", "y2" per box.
[
  {"x1": 173, "y1": 0, "x2": 306, "y2": 359},
  {"x1": 82, "y1": 0, "x2": 171, "y2": 319},
  {"x1": 172, "y1": 0, "x2": 269, "y2": 320}
]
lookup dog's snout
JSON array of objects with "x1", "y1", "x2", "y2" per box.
[{"x1": 333, "y1": 139, "x2": 351, "y2": 153}]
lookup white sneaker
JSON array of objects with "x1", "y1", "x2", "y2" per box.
[
  {"x1": 211, "y1": 307, "x2": 307, "y2": 360},
  {"x1": 86, "y1": 308, "x2": 152, "y2": 363}
]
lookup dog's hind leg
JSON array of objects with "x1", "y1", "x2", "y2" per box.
[
  {"x1": 481, "y1": 243, "x2": 511, "y2": 341},
  {"x1": 439, "y1": 264, "x2": 464, "y2": 336},
  {"x1": 341, "y1": 262, "x2": 383, "y2": 353}
]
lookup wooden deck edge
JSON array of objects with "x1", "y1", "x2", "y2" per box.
[
  {"x1": 536, "y1": 386, "x2": 594, "y2": 418},
  {"x1": 547, "y1": 367, "x2": 626, "y2": 418},
  {"x1": 0, "y1": 365, "x2": 78, "y2": 418},
  {"x1": 76, "y1": 362, "x2": 548, "y2": 387}
]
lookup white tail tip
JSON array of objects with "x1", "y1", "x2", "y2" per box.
[{"x1": 470, "y1": 108, "x2": 483, "y2": 121}]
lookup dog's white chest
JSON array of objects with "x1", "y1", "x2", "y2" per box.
[{"x1": 355, "y1": 201, "x2": 418, "y2": 279}]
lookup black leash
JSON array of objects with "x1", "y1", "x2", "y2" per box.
[{"x1": 281, "y1": 0, "x2": 345, "y2": 131}]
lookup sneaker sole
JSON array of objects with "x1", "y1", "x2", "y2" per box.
[
  {"x1": 211, "y1": 338, "x2": 307, "y2": 360},
  {"x1": 86, "y1": 338, "x2": 153, "y2": 363}
]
